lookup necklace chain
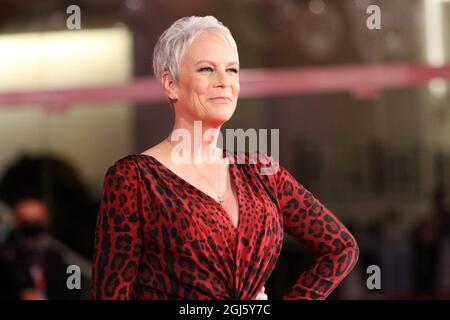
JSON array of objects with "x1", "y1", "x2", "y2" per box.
[{"x1": 166, "y1": 137, "x2": 224, "y2": 205}]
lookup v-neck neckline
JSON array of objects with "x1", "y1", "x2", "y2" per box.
[{"x1": 133, "y1": 152, "x2": 242, "y2": 232}]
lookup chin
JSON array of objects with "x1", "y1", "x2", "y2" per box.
[
  {"x1": 211, "y1": 113, "x2": 233, "y2": 123},
  {"x1": 204, "y1": 104, "x2": 236, "y2": 124},
  {"x1": 204, "y1": 113, "x2": 233, "y2": 127}
]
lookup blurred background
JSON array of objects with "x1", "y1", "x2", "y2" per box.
[{"x1": 0, "y1": 0, "x2": 450, "y2": 300}]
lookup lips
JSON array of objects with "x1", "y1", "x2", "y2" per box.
[{"x1": 208, "y1": 96, "x2": 231, "y2": 102}]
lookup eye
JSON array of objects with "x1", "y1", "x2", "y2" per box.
[
  {"x1": 198, "y1": 67, "x2": 213, "y2": 72},
  {"x1": 227, "y1": 68, "x2": 239, "y2": 74}
]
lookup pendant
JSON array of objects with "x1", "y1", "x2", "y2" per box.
[{"x1": 218, "y1": 196, "x2": 224, "y2": 205}]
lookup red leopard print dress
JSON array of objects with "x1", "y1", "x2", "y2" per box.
[{"x1": 92, "y1": 152, "x2": 359, "y2": 300}]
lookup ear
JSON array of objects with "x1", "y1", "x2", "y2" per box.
[{"x1": 161, "y1": 71, "x2": 179, "y2": 102}]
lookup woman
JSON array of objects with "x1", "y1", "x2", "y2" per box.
[{"x1": 91, "y1": 16, "x2": 359, "y2": 300}]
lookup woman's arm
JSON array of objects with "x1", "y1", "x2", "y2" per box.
[
  {"x1": 91, "y1": 159, "x2": 142, "y2": 299},
  {"x1": 270, "y1": 162, "x2": 359, "y2": 300}
]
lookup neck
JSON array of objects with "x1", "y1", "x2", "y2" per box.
[{"x1": 169, "y1": 116, "x2": 223, "y2": 164}]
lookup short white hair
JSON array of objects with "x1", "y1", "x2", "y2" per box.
[{"x1": 152, "y1": 16, "x2": 238, "y2": 84}]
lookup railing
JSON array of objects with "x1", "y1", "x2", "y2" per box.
[{"x1": 0, "y1": 63, "x2": 449, "y2": 111}]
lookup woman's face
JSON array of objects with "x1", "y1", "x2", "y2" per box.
[{"x1": 167, "y1": 32, "x2": 240, "y2": 127}]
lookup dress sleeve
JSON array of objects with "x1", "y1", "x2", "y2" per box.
[
  {"x1": 91, "y1": 159, "x2": 143, "y2": 299},
  {"x1": 262, "y1": 157, "x2": 359, "y2": 300}
]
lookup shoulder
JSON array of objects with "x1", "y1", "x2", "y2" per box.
[
  {"x1": 226, "y1": 150, "x2": 280, "y2": 177},
  {"x1": 103, "y1": 155, "x2": 142, "y2": 184},
  {"x1": 226, "y1": 150, "x2": 273, "y2": 164},
  {"x1": 99, "y1": 156, "x2": 146, "y2": 207},
  {"x1": 226, "y1": 151, "x2": 282, "y2": 199}
]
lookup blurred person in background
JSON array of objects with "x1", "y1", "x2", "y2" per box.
[
  {"x1": 0, "y1": 154, "x2": 98, "y2": 261},
  {"x1": 411, "y1": 217, "x2": 439, "y2": 299},
  {"x1": 0, "y1": 200, "x2": 13, "y2": 243},
  {"x1": 0, "y1": 196, "x2": 78, "y2": 300},
  {"x1": 379, "y1": 208, "x2": 413, "y2": 298},
  {"x1": 432, "y1": 182, "x2": 450, "y2": 297}
]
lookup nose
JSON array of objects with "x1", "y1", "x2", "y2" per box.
[{"x1": 214, "y1": 69, "x2": 231, "y2": 88}]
